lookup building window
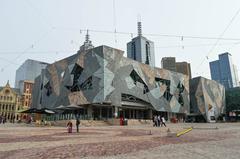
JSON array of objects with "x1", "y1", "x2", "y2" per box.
[
  {"x1": 121, "y1": 93, "x2": 150, "y2": 104},
  {"x1": 145, "y1": 41, "x2": 150, "y2": 65},
  {"x1": 40, "y1": 96, "x2": 42, "y2": 105},
  {"x1": 177, "y1": 83, "x2": 185, "y2": 106},
  {"x1": 130, "y1": 70, "x2": 149, "y2": 94},
  {"x1": 131, "y1": 42, "x2": 136, "y2": 60},
  {"x1": 65, "y1": 64, "x2": 84, "y2": 92},
  {"x1": 80, "y1": 76, "x2": 93, "y2": 90},
  {"x1": 5, "y1": 89, "x2": 10, "y2": 95},
  {"x1": 155, "y1": 77, "x2": 172, "y2": 101},
  {"x1": 44, "y1": 81, "x2": 52, "y2": 96}
]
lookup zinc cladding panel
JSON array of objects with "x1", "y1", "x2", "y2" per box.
[{"x1": 33, "y1": 45, "x2": 190, "y2": 114}]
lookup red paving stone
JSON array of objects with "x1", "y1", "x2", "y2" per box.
[
  {"x1": 0, "y1": 128, "x2": 234, "y2": 158},
  {"x1": 0, "y1": 123, "x2": 239, "y2": 159}
]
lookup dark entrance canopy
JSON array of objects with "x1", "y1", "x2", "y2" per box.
[
  {"x1": 20, "y1": 108, "x2": 55, "y2": 114},
  {"x1": 55, "y1": 104, "x2": 84, "y2": 110}
]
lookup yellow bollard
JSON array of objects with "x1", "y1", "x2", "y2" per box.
[{"x1": 176, "y1": 127, "x2": 193, "y2": 137}]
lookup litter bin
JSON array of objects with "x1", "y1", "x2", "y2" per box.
[{"x1": 124, "y1": 118, "x2": 128, "y2": 126}]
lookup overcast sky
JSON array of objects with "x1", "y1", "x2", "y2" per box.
[{"x1": 1, "y1": 0, "x2": 240, "y2": 86}]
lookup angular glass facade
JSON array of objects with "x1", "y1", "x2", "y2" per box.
[
  {"x1": 209, "y1": 52, "x2": 239, "y2": 89},
  {"x1": 15, "y1": 59, "x2": 48, "y2": 88}
]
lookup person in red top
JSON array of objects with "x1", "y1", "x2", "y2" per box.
[{"x1": 67, "y1": 121, "x2": 73, "y2": 133}]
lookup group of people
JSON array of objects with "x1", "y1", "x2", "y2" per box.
[
  {"x1": 153, "y1": 115, "x2": 166, "y2": 127},
  {"x1": 67, "y1": 118, "x2": 80, "y2": 133},
  {"x1": 0, "y1": 115, "x2": 6, "y2": 124}
]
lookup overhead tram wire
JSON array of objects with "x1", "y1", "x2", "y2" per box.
[
  {"x1": 0, "y1": 0, "x2": 56, "y2": 70},
  {"x1": 195, "y1": 7, "x2": 240, "y2": 72},
  {"x1": 53, "y1": 27, "x2": 240, "y2": 41},
  {"x1": 113, "y1": 0, "x2": 117, "y2": 46},
  {"x1": 1, "y1": 41, "x2": 240, "y2": 55},
  {"x1": 155, "y1": 41, "x2": 240, "y2": 49},
  {"x1": 0, "y1": 57, "x2": 19, "y2": 66},
  {"x1": 0, "y1": 29, "x2": 53, "y2": 71},
  {"x1": 24, "y1": 0, "x2": 54, "y2": 29}
]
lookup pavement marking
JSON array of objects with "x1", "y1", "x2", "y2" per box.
[{"x1": 176, "y1": 127, "x2": 193, "y2": 137}]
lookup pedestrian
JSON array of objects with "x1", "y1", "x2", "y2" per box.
[
  {"x1": 67, "y1": 121, "x2": 73, "y2": 133},
  {"x1": 154, "y1": 115, "x2": 158, "y2": 127},
  {"x1": 76, "y1": 118, "x2": 80, "y2": 133},
  {"x1": 152, "y1": 116, "x2": 155, "y2": 127},
  {"x1": 161, "y1": 116, "x2": 166, "y2": 127},
  {"x1": 3, "y1": 116, "x2": 6, "y2": 124},
  {"x1": 13, "y1": 116, "x2": 15, "y2": 123},
  {"x1": 0, "y1": 116, "x2": 2, "y2": 124},
  {"x1": 157, "y1": 115, "x2": 161, "y2": 127}
]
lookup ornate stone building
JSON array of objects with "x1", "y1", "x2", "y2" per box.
[
  {"x1": 19, "y1": 80, "x2": 34, "y2": 110},
  {"x1": 0, "y1": 81, "x2": 21, "y2": 121}
]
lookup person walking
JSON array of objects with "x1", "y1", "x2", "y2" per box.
[
  {"x1": 157, "y1": 115, "x2": 161, "y2": 127},
  {"x1": 3, "y1": 116, "x2": 6, "y2": 124},
  {"x1": 154, "y1": 115, "x2": 158, "y2": 127},
  {"x1": 76, "y1": 118, "x2": 80, "y2": 133},
  {"x1": 161, "y1": 116, "x2": 166, "y2": 127},
  {"x1": 67, "y1": 121, "x2": 73, "y2": 133}
]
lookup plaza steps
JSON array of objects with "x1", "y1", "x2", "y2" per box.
[
  {"x1": 50, "y1": 119, "x2": 152, "y2": 127},
  {"x1": 50, "y1": 120, "x2": 112, "y2": 127}
]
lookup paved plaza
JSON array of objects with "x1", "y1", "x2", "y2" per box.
[{"x1": 0, "y1": 123, "x2": 240, "y2": 159}]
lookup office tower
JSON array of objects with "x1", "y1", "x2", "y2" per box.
[
  {"x1": 79, "y1": 30, "x2": 94, "y2": 52},
  {"x1": 161, "y1": 57, "x2": 176, "y2": 72},
  {"x1": 176, "y1": 62, "x2": 192, "y2": 79},
  {"x1": 127, "y1": 21, "x2": 155, "y2": 67},
  {"x1": 209, "y1": 52, "x2": 239, "y2": 89},
  {"x1": 15, "y1": 59, "x2": 48, "y2": 88},
  {"x1": 161, "y1": 57, "x2": 192, "y2": 79}
]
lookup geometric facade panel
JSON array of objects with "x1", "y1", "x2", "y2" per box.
[
  {"x1": 190, "y1": 77, "x2": 225, "y2": 122},
  {"x1": 32, "y1": 45, "x2": 190, "y2": 115}
]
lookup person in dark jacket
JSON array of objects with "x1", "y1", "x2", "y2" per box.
[{"x1": 76, "y1": 118, "x2": 80, "y2": 133}]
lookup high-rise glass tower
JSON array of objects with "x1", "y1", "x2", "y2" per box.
[
  {"x1": 209, "y1": 52, "x2": 239, "y2": 89},
  {"x1": 15, "y1": 59, "x2": 48, "y2": 88},
  {"x1": 127, "y1": 22, "x2": 155, "y2": 67}
]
